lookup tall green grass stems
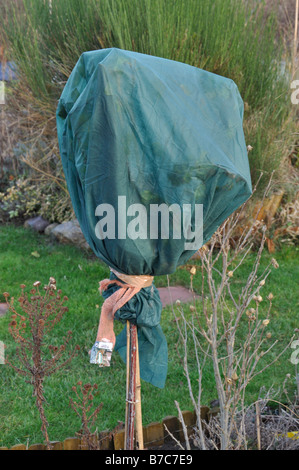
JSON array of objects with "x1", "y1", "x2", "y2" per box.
[{"x1": 0, "y1": 0, "x2": 297, "y2": 201}]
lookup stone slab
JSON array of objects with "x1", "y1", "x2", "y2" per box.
[{"x1": 158, "y1": 286, "x2": 199, "y2": 307}]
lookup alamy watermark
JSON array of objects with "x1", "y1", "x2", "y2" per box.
[
  {"x1": 291, "y1": 80, "x2": 299, "y2": 105},
  {"x1": 95, "y1": 196, "x2": 203, "y2": 250},
  {"x1": 290, "y1": 339, "x2": 299, "y2": 365},
  {"x1": 0, "y1": 81, "x2": 5, "y2": 105},
  {"x1": 0, "y1": 341, "x2": 4, "y2": 365}
]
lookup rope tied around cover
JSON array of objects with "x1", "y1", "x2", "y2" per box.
[
  {"x1": 91, "y1": 268, "x2": 167, "y2": 388},
  {"x1": 96, "y1": 268, "x2": 154, "y2": 349}
]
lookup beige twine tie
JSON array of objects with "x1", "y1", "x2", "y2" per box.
[{"x1": 96, "y1": 268, "x2": 154, "y2": 348}]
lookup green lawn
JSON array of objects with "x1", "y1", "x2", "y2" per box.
[{"x1": 0, "y1": 224, "x2": 298, "y2": 448}]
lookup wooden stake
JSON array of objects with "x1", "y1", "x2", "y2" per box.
[
  {"x1": 124, "y1": 321, "x2": 130, "y2": 448},
  {"x1": 135, "y1": 330, "x2": 144, "y2": 450},
  {"x1": 256, "y1": 402, "x2": 261, "y2": 450},
  {"x1": 125, "y1": 323, "x2": 137, "y2": 450}
]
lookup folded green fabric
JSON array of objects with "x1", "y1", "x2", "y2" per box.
[{"x1": 102, "y1": 272, "x2": 167, "y2": 389}]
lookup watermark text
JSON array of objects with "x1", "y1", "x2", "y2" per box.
[
  {"x1": 291, "y1": 80, "x2": 299, "y2": 105},
  {"x1": 290, "y1": 339, "x2": 299, "y2": 365},
  {"x1": 0, "y1": 81, "x2": 5, "y2": 105},
  {"x1": 0, "y1": 341, "x2": 5, "y2": 365},
  {"x1": 95, "y1": 196, "x2": 203, "y2": 251}
]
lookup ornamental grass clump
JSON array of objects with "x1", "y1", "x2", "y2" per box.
[{"x1": 4, "y1": 277, "x2": 80, "y2": 450}]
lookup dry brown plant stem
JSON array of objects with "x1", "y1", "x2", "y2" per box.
[
  {"x1": 171, "y1": 178, "x2": 296, "y2": 450},
  {"x1": 69, "y1": 382, "x2": 103, "y2": 450}
]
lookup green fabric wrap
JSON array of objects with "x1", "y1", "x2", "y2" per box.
[{"x1": 56, "y1": 48, "x2": 252, "y2": 388}]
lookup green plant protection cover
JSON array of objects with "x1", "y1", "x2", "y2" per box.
[{"x1": 56, "y1": 48, "x2": 252, "y2": 388}]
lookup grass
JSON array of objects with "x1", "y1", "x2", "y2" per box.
[
  {"x1": 1, "y1": 0, "x2": 287, "y2": 108},
  {"x1": 0, "y1": 224, "x2": 298, "y2": 448}
]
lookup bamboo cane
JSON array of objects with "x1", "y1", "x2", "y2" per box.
[
  {"x1": 135, "y1": 330, "x2": 144, "y2": 449},
  {"x1": 125, "y1": 322, "x2": 137, "y2": 450},
  {"x1": 256, "y1": 402, "x2": 261, "y2": 450},
  {"x1": 124, "y1": 321, "x2": 130, "y2": 448}
]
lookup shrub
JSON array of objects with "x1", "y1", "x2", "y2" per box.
[
  {"x1": 172, "y1": 184, "x2": 297, "y2": 449},
  {"x1": 0, "y1": 176, "x2": 73, "y2": 223},
  {"x1": 4, "y1": 278, "x2": 80, "y2": 449},
  {"x1": 70, "y1": 382, "x2": 103, "y2": 450}
]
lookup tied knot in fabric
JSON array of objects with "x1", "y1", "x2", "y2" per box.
[
  {"x1": 95, "y1": 268, "x2": 168, "y2": 388},
  {"x1": 96, "y1": 268, "x2": 154, "y2": 347}
]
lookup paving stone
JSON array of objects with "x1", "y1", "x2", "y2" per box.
[{"x1": 158, "y1": 286, "x2": 199, "y2": 307}]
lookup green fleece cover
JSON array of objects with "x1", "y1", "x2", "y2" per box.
[{"x1": 56, "y1": 48, "x2": 252, "y2": 388}]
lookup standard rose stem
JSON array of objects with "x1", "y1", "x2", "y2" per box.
[
  {"x1": 125, "y1": 322, "x2": 137, "y2": 450},
  {"x1": 124, "y1": 320, "x2": 130, "y2": 447},
  {"x1": 135, "y1": 330, "x2": 144, "y2": 449}
]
